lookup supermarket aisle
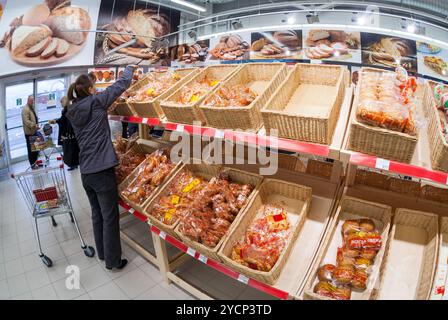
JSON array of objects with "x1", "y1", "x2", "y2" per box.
[{"x1": 0, "y1": 162, "x2": 195, "y2": 300}]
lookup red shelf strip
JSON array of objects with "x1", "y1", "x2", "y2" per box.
[
  {"x1": 118, "y1": 201, "x2": 288, "y2": 300},
  {"x1": 109, "y1": 115, "x2": 330, "y2": 158},
  {"x1": 350, "y1": 153, "x2": 448, "y2": 185}
]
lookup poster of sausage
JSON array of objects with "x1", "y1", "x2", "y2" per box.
[
  {"x1": 94, "y1": 0, "x2": 180, "y2": 66},
  {"x1": 0, "y1": 0, "x2": 100, "y2": 76}
]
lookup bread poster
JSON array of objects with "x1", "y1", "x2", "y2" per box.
[
  {"x1": 303, "y1": 29, "x2": 361, "y2": 63},
  {"x1": 0, "y1": 0, "x2": 100, "y2": 76},
  {"x1": 207, "y1": 32, "x2": 251, "y2": 61},
  {"x1": 416, "y1": 42, "x2": 448, "y2": 81},
  {"x1": 250, "y1": 30, "x2": 302, "y2": 60},
  {"x1": 361, "y1": 32, "x2": 417, "y2": 72},
  {"x1": 0, "y1": 1, "x2": 7, "y2": 21},
  {"x1": 94, "y1": 0, "x2": 180, "y2": 66},
  {"x1": 169, "y1": 39, "x2": 209, "y2": 67}
]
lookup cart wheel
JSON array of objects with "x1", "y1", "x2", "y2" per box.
[
  {"x1": 51, "y1": 216, "x2": 57, "y2": 227},
  {"x1": 41, "y1": 255, "x2": 53, "y2": 267},
  {"x1": 83, "y1": 246, "x2": 95, "y2": 258}
]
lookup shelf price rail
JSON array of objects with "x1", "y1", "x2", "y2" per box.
[{"x1": 118, "y1": 199, "x2": 290, "y2": 300}]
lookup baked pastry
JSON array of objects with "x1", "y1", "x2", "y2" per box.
[
  {"x1": 45, "y1": 0, "x2": 71, "y2": 11},
  {"x1": 273, "y1": 30, "x2": 300, "y2": 48},
  {"x1": 11, "y1": 25, "x2": 53, "y2": 55},
  {"x1": 351, "y1": 269, "x2": 368, "y2": 290},
  {"x1": 313, "y1": 281, "x2": 336, "y2": 298},
  {"x1": 359, "y1": 219, "x2": 375, "y2": 232},
  {"x1": 55, "y1": 38, "x2": 69, "y2": 57},
  {"x1": 424, "y1": 56, "x2": 448, "y2": 76},
  {"x1": 308, "y1": 29, "x2": 330, "y2": 41},
  {"x1": 334, "y1": 265, "x2": 355, "y2": 285},
  {"x1": 317, "y1": 264, "x2": 336, "y2": 282},
  {"x1": 40, "y1": 37, "x2": 58, "y2": 59},
  {"x1": 46, "y1": 6, "x2": 90, "y2": 45},
  {"x1": 360, "y1": 248, "x2": 377, "y2": 260},
  {"x1": 342, "y1": 220, "x2": 360, "y2": 236},
  {"x1": 333, "y1": 286, "x2": 351, "y2": 300},
  {"x1": 22, "y1": 4, "x2": 51, "y2": 26},
  {"x1": 25, "y1": 36, "x2": 52, "y2": 57},
  {"x1": 127, "y1": 9, "x2": 170, "y2": 48}
]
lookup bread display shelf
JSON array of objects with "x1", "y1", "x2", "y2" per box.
[
  {"x1": 303, "y1": 196, "x2": 392, "y2": 300},
  {"x1": 218, "y1": 179, "x2": 312, "y2": 285},
  {"x1": 374, "y1": 208, "x2": 438, "y2": 300},
  {"x1": 200, "y1": 63, "x2": 288, "y2": 131},
  {"x1": 261, "y1": 64, "x2": 346, "y2": 145}
]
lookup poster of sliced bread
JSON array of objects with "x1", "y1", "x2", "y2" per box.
[
  {"x1": 94, "y1": 1, "x2": 180, "y2": 66},
  {"x1": 303, "y1": 29, "x2": 361, "y2": 63},
  {"x1": 417, "y1": 42, "x2": 448, "y2": 81},
  {"x1": 0, "y1": 0, "x2": 99, "y2": 76},
  {"x1": 250, "y1": 30, "x2": 302, "y2": 60},
  {"x1": 361, "y1": 33, "x2": 417, "y2": 72},
  {"x1": 169, "y1": 39, "x2": 209, "y2": 67},
  {"x1": 207, "y1": 32, "x2": 251, "y2": 61}
]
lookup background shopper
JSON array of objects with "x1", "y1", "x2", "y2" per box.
[
  {"x1": 66, "y1": 65, "x2": 136, "y2": 270},
  {"x1": 21, "y1": 95, "x2": 40, "y2": 168}
]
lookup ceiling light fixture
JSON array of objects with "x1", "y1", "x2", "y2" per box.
[
  {"x1": 287, "y1": 16, "x2": 296, "y2": 24},
  {"x1": 232, "y1": 20, "x2": 244, "y2": 30},
  {"x1": 306, "y1": 13, "x2": 319, "y2": 24},
  {"x1": 171, "y1": 0, "x2": 206, "y2": 12}
]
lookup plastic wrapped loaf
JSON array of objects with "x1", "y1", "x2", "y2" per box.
[{"x1": 356, "y1": 70, "x2": 417, "y2": 135}]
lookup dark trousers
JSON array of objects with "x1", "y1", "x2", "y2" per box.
[
  {"x1": 81, "y1": 167, "x2": 121, "y2": 268},
  {"x1": 25, "y1": 134, "x2": 39, "y2": 166}
]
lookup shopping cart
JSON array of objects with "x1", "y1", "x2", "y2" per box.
[
  {"x1": 29, "y1": 125, "x2": 59, "y2": 164},
  {"x1": 11, "y1": 158, "x2": 95, "y2": 267}
]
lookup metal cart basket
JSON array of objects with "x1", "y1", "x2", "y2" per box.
[{"x1": 11, "y1": 159, "x2": 95, "y2": 267}]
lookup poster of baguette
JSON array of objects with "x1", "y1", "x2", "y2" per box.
[
  {"x1": 361, "y1": 32, "x2": 417, "y2": 72},
  {"x1": 0, "y1": 0, "x2": 99, "y2": 74},
  {"x1": 303, "y1": 29, "x2": 361, "y2": 62},
  {"x1": 94, "y1": 0, "x2": 180, "y2": 66},
  {"x1": 250, "y1": 30, "x2": 302, "y2": 60},
  {"x1": 416, "y1": 41, "x2": 448, "y2": 81}
]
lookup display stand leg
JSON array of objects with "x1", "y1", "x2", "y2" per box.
[
  {"x1": 120, "y1": 231, "x2": 159, "y2": 266},
  {"x1": 152, "y1": 232, "x2": 171, "y2": 284},
  {"x1": 346, "y1": 164, "x2": 357, "y2": 186}
]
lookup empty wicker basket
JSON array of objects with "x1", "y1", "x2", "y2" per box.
[
  {"x1": 373, "y1": 208, "x2": 438, "y2": 300},
  {"x1": 161, "y1": 65, "x2": 241, "y2": 125},
  {"x1": 261, "y1": 63, "x2": 346, "y2": 144},
  {"x1": 218, "y1": 179, "x2": 312, "y2": 284},
  {"x1": 200, "y1": 63, "x2": 288, "y2": 131}
]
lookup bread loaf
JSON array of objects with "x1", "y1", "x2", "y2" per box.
[
  {"x1": 308, "y1": 30, "x2": 330, "y2": 41},
  {"x1": 11, "y1": 25, "x2": 52, "y2": 55},
  {"x1": 22, "y1": 4, "x2": 51, "y2": 26},
  {"x1": 55, "y1": 38, "x2": 69, "y2": 57},
  {"x1": 40, "y1": 37, "x2": 58, "y2": 59},
  {"x1": 26, "y1": 36, "x2": 52, "y2": 57},
  {"x1": 46, "y1": 6, "x2": 90, "y2": 45},
  {"x1": 127, "y1": 9, "x2": 170, "y2": 48},
  {"x1": 274, "y1": 31, "x2": 300, "y2": 48}
]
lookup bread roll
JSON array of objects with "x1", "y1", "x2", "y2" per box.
[
  {"x1": 46, "y1": 6, "x2": 90, "y2": 45},
  {"x1": 45, "y1": 0, "x2": 71, "y2": 11},
  {"x1": 22, "y1": 4, "x2": 51, "y2": 26},
  {"x1": 12, "y1": 25, "x2": 53, "y2": 55}
]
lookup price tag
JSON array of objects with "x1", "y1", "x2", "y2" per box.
[
  {"x1": 159, "y1": 231, "x2": 166, "y2": 240},
  {"x1": 128, "y1": 208, "x2": 135, "y2": 215},
  {"x1": 142, "y1": 118, "x2": 149, "y2": 124},
  {"x1": 446, "y1": 175, "x2": 448, "y2": 186},
  {"x1": 176, "y1": 124, "x2": 184, "y2": 133},
  {"x1": 186, "y1": 247, "x2": 196, "y2": 257},
  {"x1": 214, "y1": 129, "x2": 225, "y2": 139},
  {"x1": 198, "y1": 254, "x2": 208, "y2": 264},
  {"x1": 375, "y1": 158, "x2": 390, "y2": 170},
  {"x1": 237, "y1": 274, "x2": 249, "y2": 285},
  {"x1": 310, "y1": 59, "x2": 323, "y2": 64}
]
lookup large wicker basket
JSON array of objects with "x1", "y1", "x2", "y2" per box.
[
  {"x1": 373, "y1": 208, "x2": 438, "y2": 300},
  {"x1": 160, "y1": 65, "x2": 241, "y2": 125},
  {"x1": 143, "y1": 163, "x2": 221, "y2": 237},
  {"x1": 347, "y1": 67, "x2": 418, "y2": 163},
  {"x1": 218, "y1": 179, "x2": 312, "y2": 285},
  {"x1": 114, "y1": 101, "x2": 136, "y2": 117},
  {"x1": 261, "y1": 64, "x2": 346, "y2": 144},
  {"x1": 423, "y1": 81, "x2": 448, "y2": 172},
  {"x1": 303, "y1": 196, "x2": 392, "y2": 300},
  {"x1": 430, "y1": 217, "x2": 448, "y2": 300},
  {"x1": 174, "y1": 165, "x2": 263, "y2": 261},
  {"x1": 119, "y1": 146, "x2": 182, "y2": 215},
  {"x1": 200, "y1": 63, "x2": 288, "y2": 131},
  {"x1": 128, "y1": 67, "x2": 199, "y2": 119}
]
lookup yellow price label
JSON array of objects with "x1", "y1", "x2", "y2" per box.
[
  {"x1": 171, "y1": 195, "x2": 180, "y2": 205},
  {"x1": 164, "y1": 208, "x2": 176, "y2": 222},
  {"x1": 210, "y1": 80, "x2": 219, "y2": 86},
  {"x1": 146, "y1": 88, "x2": 154, "y2": 96},
  {"x1": 182, "y1": 178, "x2": 200, "y2": 193},
  {"x1": 190, "y1": 94, "x2": 199, "y2": 103}
]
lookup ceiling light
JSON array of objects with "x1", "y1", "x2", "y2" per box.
[
  {"x1": 232, "y1": 20, "x2": 244, "y2": 30},
  {"x1": 287, "y1": 17, "x2": 295, "y2": 24},
  {"x1": 171, "y1": 0, "x2": 206, "y2": 12},
  {"x1": 357, "y1": 16, "x2": 366, "y2": 25},
  {"x1": 188, "y1": 30, "x2": 197, "y2": 39},
  {"x1": 407, "y1": 24, "x2": 416, "y2": 33},
  {"x1": 306, "y1": 14, "x2": 319, "y2": 24}
]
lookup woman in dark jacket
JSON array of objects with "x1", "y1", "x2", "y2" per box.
[
  {"x1": 52, "y1": 96, "x2": 80, "y2": 170},
  {"x1": 66, "y1": 65, "x2": 136, "y2": 271}
]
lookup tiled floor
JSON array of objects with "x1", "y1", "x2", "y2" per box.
[{"x1": 0, "y1": 160, "x2": 273, "y2": 300}]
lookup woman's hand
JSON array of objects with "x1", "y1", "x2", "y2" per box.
[{"x1": 48, "y1": 119, "x2": 56, "y2": 124}]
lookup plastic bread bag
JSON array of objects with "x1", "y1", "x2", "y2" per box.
[{"x1": 313, "y1": 218, "x2": 383, "y2": 300}]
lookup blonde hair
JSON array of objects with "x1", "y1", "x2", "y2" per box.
[{"x1": 61, "y1": 96, "x2": 69, "y2": 108}]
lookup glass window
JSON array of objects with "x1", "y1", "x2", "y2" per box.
[{"x1": 5, "y1": 82, "x2": 34, "y2": 160}]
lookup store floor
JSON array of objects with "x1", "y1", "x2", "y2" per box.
[{"x1": 0, "y1": 161, "x2": 274, "y2": 300}]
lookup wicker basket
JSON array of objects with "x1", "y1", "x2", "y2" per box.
[
  {"x1": 114, "y1": 101, "x2": 136, "y2": 117},
  {"x1": 119, "y1": 147, "x2": 182, "y2": 215},
  {"x1": 143, "y1": 163, "x2": 221, "y2": 237},
  {"x1": 200, "y1": 63, "x2": 288, "y2": 131},
  {"x1": 218, "y1": 179, "x2": 312, "y2": 284},
  {"x1": 261, "y1": 64, "x2": 346, "y2": 144},
  {"x1": 303, "y1": 196, "x2": 392, "y2": 300},
  {"x1": 161, "y1": 65, "x2": 241, "y2": 125},
  {"x1": 128, "y1": 68, "x2": 199, "y2": 119},
  {"x1": 347, "y1": 68, "x2": 418, "y2": 163},
  {"x1": 423, "y1": 81, "x2": 448, "y2": 172},
  {"x1": 174, "y1": 165, "x2": 263, "y2": 261},
  {"x1": 431, "y1": 217, "x2": 448, "y2": 300},
  {"x1": 373, "y1": 208, "x2": 438, "y2": 300},
  {"x1": 278, "y1": 153, "x2": 307, "y2": 173}
]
